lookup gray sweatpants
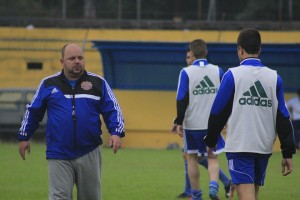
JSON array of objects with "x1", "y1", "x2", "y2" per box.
[{"x1": 48, "y1": 147, "x2": 102, "y2": 200}]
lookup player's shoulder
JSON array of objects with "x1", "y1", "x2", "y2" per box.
[
  {"x1": 86, "y1": 71, "x2": 104, "y2": 80},
  {"x1": 42, "y1": 72, "x2": 62, "y2": 86},
  {"x1": 207, "y1": 63, "x2": 219, "y2": 68},
  {"x1": 182, "y1": 64, "x2": 195, "y2": 72}
]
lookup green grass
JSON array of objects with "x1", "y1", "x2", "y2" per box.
[{"x1": 0, "y1": 142, "x2": 299, "y2": 200}]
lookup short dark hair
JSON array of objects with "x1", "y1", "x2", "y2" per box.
[
  {"x1": 237, "y1": 28, "x2": 261, "y2": 54},
  {"x1": 61, "y1": 44, "x2": 69, "y2": 58},
  {"x1": 189, "y1": 39, "x2": 207, "y2": 59},
  {"x1": 61, "y1": 44, "x2": 84, "y2": 58},
  {"x1": 186, "y1": 46, "x2": 190, "y2": 52}
]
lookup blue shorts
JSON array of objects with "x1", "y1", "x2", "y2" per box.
[
  {"x1": 226, "y1": 152, "x2": 271, "y2": 186},
  {"x1": 183, "y1": 129, "x2": 225, "y2": 156}
]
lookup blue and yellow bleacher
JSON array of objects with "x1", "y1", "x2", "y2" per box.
[{"x1": 0, "y1": 27, "x2": 299, "y2": 150}]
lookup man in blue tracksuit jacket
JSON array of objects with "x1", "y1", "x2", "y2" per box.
[{"x1": 18, "y1": 43, "x2": 125, "y2": 200}]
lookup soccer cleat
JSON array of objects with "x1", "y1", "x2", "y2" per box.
[
  {"x1": 209, "y1": 189, "x2": 220, "y2": 200},
  {"x1": 176, "y1": 192, "x2": 191, "y2": 198},
  {"x1": 209, "y1": 194, "x2": 220, "y2": 200},
  {"x1": 191, "y1": 194, "x2": 202, "y2": 200},
  {"x1": 224, "y1": 180, "x2": 235, "y2": 198}
]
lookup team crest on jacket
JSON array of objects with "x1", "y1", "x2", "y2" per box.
[{"x1": 81, "y1": 81, "x2": 92, "y2": 90}]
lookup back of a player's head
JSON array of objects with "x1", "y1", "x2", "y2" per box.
[
  {"x1": 189, "y1": 39, "x2": 207, "y2": 59},
  {"x1": 237, "y1": 28, "x2": 261, "y2": 54}
]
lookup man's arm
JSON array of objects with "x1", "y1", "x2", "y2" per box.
[
  {"x1": 18, "y1": 83, "x2": 47, "y2": 141},
  {"x1": 218, "y1": 67, "x2": 224, "y2": 81},
  {"x1": 100, "y1": 79, "x2": 125, "y2": 154},
  {"x1": 100, "y1": 79, "x2": 125, "y2": 137},
  {"x1": 18, "y1": 83, "x2": 47, "y2": 160},
  {"x1": 275, "y1": 75, "x2": 296, "y2": 159},
  {"x1": 174, "y1": 69, "x2": 189, "y2": 126},
  {"x1": 205, "y1": 70, "x2": 235, "y2": 147},
  {"x1": 285, "y1": 99, "x2": 293, "y2": 120}
]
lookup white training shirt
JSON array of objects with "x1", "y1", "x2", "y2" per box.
[
  {"x1": 183, "y1": 64, "x2": 220, "y2": 129},
  {"x1": 226, "y1": 66, "x2": 278, "y2": 154}
]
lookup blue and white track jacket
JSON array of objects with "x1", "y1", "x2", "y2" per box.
[{"x1": 18, "y1": 70, "x2": 125, "y2": 159}]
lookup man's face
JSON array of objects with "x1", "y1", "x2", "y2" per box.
[
  {"x1": 186, "y1": 51, "x2": 195, "y2": 65},
  {"x1": 60, "y1": 44, "x2": 85, "y2": 79}
]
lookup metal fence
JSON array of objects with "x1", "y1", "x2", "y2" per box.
[{"x1": 0, "y1": 0, "x2": 300, "y2": 30}]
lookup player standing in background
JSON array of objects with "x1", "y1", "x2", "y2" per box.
[
  {"x1": 172, "y1": 49, "x2": 233, "y2": 199},
  {"x1": 172, "y1": 39, "x2": 225, "y2": 200},
  {"x1": 205, "y1": 27, "x2": 296, "y2": 200}
]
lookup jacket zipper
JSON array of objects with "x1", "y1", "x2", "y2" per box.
[{"x1": 71, "y1": 87, "x2": 77, "y2": 154}]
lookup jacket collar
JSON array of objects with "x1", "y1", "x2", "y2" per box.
[
  {"x1": 60, "y1": 69, "x2": 88, "y2": 82},
  {"x1": 240, "y1": 58, "x2": 264, "y2": 67},
  {"x1": 192, "y1": 59, "x2": 209, "y2": 66}
]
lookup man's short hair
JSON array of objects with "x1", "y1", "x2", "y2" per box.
[
  {"x1": 237, "y1": 28, "x2": 261, "y2": 54},
  {"x1": 61, "y1": 44, "x2": 69, "y2": 58},
  {"x1": 186, "y1": 46, "x2": 190, "y2": 53},
  {"x1": 61, "y1": 43, "x2": 83, "y2": 58},
  {"x1": 189, "y1": 39, "x2": 207, "y2": 59}
]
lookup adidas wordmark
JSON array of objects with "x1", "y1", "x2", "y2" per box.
[
  {"x1": 193, "y1": 75, "x2": 218, "y2": 95},
  {"x1": 239, "y1": 80, "x2": 272, "y2": 107}
]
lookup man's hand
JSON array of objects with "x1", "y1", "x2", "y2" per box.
[
  {"x1": 109, "y1": 135, "x2": 122, "y2": 154},
  {"x1": 206, "y1": 146, "x2": 216, "y2": 159},
  {"x1": 19, "y1": 141, "x2": 30, "y2": 160},
  {"x1": 176, "y1": 125, "x2": 183, "y2": 137},
  {"x1": 170, "y1": 124, "x2": 177, "y2": 133},
  {"x1": 282, "y1": 158, "x2": 293, "y2": 176},
  {"x1": 171, "y1": 124, "x2": 184, "y2": 137}
]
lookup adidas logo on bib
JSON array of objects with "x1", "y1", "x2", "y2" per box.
[
  {"x1": 193, "y1": 75, "x2": 218, "y2": 95},
  {"x1": 239, "y1": 81, "x2": 272, "y2": 107}
]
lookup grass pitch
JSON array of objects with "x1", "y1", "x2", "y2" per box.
[{"x1": 0, "y1": 142, "x2": 299, "y2": 200}]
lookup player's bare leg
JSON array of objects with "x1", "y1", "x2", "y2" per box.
[
  {"x1": 235, "y1": 184, "x2": 256, "y2": 200},
  {"x1": 187, "y1": 154, "x2": 200, "y2": 190}
]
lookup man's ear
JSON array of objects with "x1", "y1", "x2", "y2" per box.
[
  {"x1": 258, "y1": 47, "x2": 261, "y2": 55},
  {"x1": 240, "y1": 47, "x2": 244, "y2": 55}
]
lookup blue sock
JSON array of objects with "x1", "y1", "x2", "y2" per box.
[
  {"x1": 199, "y1": 158, "x2": 230, "y2": 187},
  {"x1": 184, "y1": 160, "x2": 191, "y2": 195},
  {"x1": 191, "y1": 189, "x2": 202, "y2": 200},
  {"x1": 219, "y1": 169, "x2": 230, "y2": 187},
  {"x1": 209, "y1": 180, "x2": 219, "y2": 196}
]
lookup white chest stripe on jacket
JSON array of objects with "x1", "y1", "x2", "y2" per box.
[{"x1": 64, "y1": 94, "x2": 101, "y2": 101}]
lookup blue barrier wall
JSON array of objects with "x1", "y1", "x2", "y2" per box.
[{"x1": 93, "y1": 41, "x2": 300, "y2": 92}]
